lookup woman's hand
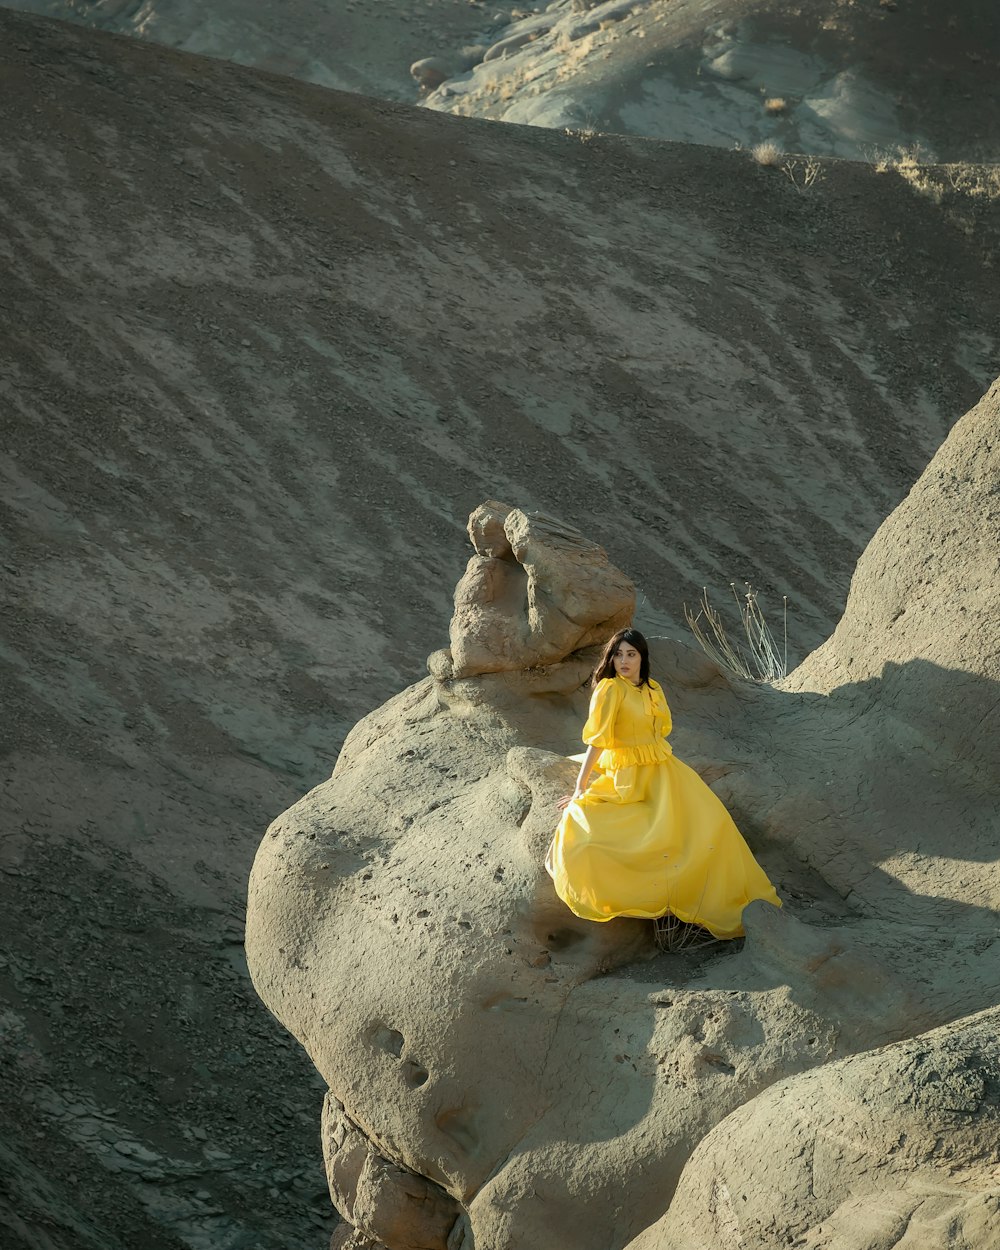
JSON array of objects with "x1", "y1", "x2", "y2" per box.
[{"x1": 558, "y1": 746, "x2": 600, "y2": 810}]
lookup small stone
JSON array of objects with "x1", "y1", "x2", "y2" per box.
[
  {"x1": 410, "y1": 57, "x2": 450, "y2": 91},
  {"x1": 113, "y1": 1140, "x2": 160, "y2": 1164}
]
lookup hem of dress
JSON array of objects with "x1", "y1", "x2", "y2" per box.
[{"x1": 554, "y1": 896, "x2": 781, "y2": 940}]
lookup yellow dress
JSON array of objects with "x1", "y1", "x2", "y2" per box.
[{"x1": 546, "y1": 675, "x2": 781, "y2": 938}]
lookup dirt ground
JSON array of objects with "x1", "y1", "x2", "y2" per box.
[{"x1": 1, "y1": 6, "x2": 999, "y2": 1248}]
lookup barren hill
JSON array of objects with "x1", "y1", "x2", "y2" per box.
[{"x1": 1, "y1": 5, "x2": 999, "y2": 1248}]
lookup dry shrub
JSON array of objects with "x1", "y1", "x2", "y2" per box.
[
  {"x1": 783, "y1": 155, "x2": 824, "y2": 191},
  {"x1": 763, "y1": 97, "x2": 787, "y2": 114},
  {"x1": 751, "y1": 140, "x2": 782, "y2": 168},
  {"x1": 868, "y1": 147, "x2": 1000, "y2": 207},
  {"x1": 684, "y1": 585, "x2": 789, "y2": 683}
]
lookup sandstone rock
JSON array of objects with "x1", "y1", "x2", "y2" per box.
[
  {"x1": 410, "y1": 58, "x2": 452, "y2": 92},
  {"x1": 786, "y1": 375, "x2": 1000, "y2": 776},
  {"x1": 467, "y1": 500, "x2": 513, "y2": 559},
  {"x1": 330, "y1": 1225, "x2": 389, "y2": 1250},
  {"x1": 248, "y1": 384, "x2": 1000, "y2": 1250},
  {"x1": 441, "y1": 502, "x2": 635, "y2": 679},
  {"x1": 626, "y1": 1006, "x2": 1000, "y2": 1250},
  {"x1": 323, "y1": 1095, "x2": 460, "y2": 1249},
  {"x1": 411, "y1": 45, "x2": 487, "y2": 92},
  {"x1": 482, "y1": 29, "x2": 547, "y2": 64}
]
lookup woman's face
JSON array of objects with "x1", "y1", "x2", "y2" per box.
[{"x1": 613, "y1": 641, "x2": 642, "y2": 683}]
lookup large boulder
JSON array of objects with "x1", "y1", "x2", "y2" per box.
[
  {"x1": 626, "y1": 1006, "x2": 1000, "y2": 1250},
  {"x1": 247, "y1": 384, "x2": 1000, "y2": 1249},
  {"x1": 786, "y1": 376, "x2": 1000, "y2": 775}
]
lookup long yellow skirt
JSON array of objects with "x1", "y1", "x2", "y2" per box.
[{"x1": 546, "y1": 757, "x2": 780, "y2": 939}]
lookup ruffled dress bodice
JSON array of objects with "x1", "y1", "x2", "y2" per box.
[{"x1": 582, "y1": 676, "x2": 673, "y2": 771}]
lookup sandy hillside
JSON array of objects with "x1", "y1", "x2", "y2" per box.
[{"x1": 1, "y1": 5, "x2": 999, "y2": 1248}]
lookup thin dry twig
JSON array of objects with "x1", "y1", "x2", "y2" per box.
[
  {"x1": 653, "y1": 913, "x2": 720, "y2": 951},
  {"x1": 783, "y1": 155, "x2": 824, "y2": 191},
  {"x1": 684, "y1": 583, "x2": 789, "y2": 682}
]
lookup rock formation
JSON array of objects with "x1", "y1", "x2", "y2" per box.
[
  {"x1": 627, "y1": 1005, "x2": 1000, "y2": 1249},
  {"x1": 437, "y1": 501, "x2": 635, "y2": 679},
  {"x1": 247, "y1": 377, "x2": 1000, "y2": 1250},
  {"x1": 422, "y1": 0, "x2": 1000, "y2": 162},
  {"x1": 22, "y1": 0, "x2": 1000, "y2": 160},
  {"x1": 7, "y1": 0, "x2": 511, "y2": 101}
]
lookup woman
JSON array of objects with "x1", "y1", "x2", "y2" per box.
[{"x1": 546, "y1": 628, "x2": 780, "y2": 939}]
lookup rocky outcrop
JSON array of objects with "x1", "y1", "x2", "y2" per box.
[
  {"x1": 20, "y1": 0, "x2": 1000, "y2": 161},
  {"x1": 421, "y1": 0, "x2": 1000, "y2": 162},
  {"x1": 8, "y1": 0, "x2": 507, "y2": 101},
  {"x1": 247, "y1": 381, "x2": 1000, "y2": 1250},
  {"x1": 436, "y1": 501, "x2": 635, "y2": 679},
  {"x1": 627, "y1": 1006, "x2": 1000, "y2": 1250},
  {"x1": 323, "y1": 1095, "x2": 459, "y2": 1250},
  {"x1": 786, "y1": 377, "x2": 1000, "y2": 775}
]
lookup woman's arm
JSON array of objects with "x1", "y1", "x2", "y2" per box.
[{"x1": 557, "y1": 744, "x2": 601, "y2": 810}]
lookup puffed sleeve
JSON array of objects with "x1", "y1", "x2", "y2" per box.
[
  {"x1": 582, "y1": 678, "x2": 625, "y2": 748},
  {"x1": 649, "y1": 680, "x2": 673, "y2": 739}
]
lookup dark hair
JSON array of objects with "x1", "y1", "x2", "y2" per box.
[{"x1": 591, "y1": 628, "x2": 651, "y2": 687}]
